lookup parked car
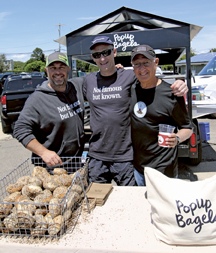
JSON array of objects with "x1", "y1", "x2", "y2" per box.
[
  {"x1": 0, "y1": 74, "x2": 47, "y2": 133},
  {"x1": 191, "y1": 55, "x2": 216, "y2": 118},
  {"x1": 192, "y1": 55, "x2": 216, "y2": 94},
  {"x1": 31, "y1": 71, "x2": 46, "y2": 77},
  {"x1": 0, "y1": 72, "x2": 14, "y2": 94}
]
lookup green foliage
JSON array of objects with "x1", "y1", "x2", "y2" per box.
[
  {"x1": 210, "y1": 48, "x2": 216, "y2": 52},
  {"x1": 20, "y1": 47, "x2": 46, "y2": 72},
  {"x1": 24, "y1": 61, "x2": 45, "y2": 72},
  {"x1": 76, "y1": 59, "x2": 98, "y2": 73},
  {"x1": 0, "y1": 54, "x2": 9, "y2": 72},
  {"x1": 40, "y1": 65, "x2": 46, "y2": 74},
  {"x1": 88, "y1": 64, "x2": 99, "y2": 72},
  {"x1": 23, "y1": 58, "x2": 35, "y2": 70},
  {"x1": 13, "y1": 61, "x2": 25, "y2": 72},
  {"x1": 161, "y1": 65, "x2": 173, "y2": 71},
  {"x1": 76, "y1": 60, "x2": 89, "y2": 72},
  {"x1": 31, "y1": 47, "x2": 45, "y2": 62}
]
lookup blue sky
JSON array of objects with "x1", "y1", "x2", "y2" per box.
[{"x1": 1, "y1": 0, "x2": 216, "y2": 62}]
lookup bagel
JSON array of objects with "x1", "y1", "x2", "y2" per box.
[
  {"x1": 6, "y1": 183, "x2": 22, "y2": 194},
  {"x1": 34, "y1": 189, "x2": 52, "y2": 207},
  {"x1": 0, "y1": 203, "x2": 13, "y2": 217},
  {"x1": 71, "y1": 184, "x2": 83, "y2": 195},
  {"x1": 28, "y1": 176, "x2": 43, "y2": 187},
  {"x1": 32, "y1": 166, "x2": 50, "y2": 181},
  {"x1": 53, "y1": 186, "x2": 68, "y2": 199},
  {"x1": 31, "y1": 214, "x2": 47, "y2": 236},
  {"x1": 22, "y1": 184, "x2": 43, "y2": 200},
  {"x1": 58, "y1": 174, "x2": 72, "y2": 187},
  {"x1": 43, "y1": 176, "x2": 59, "y2": 191},
  {"x1": 3, "y1": 192, "x2": 21, "y2": 203},
  {"x1": 16, "y1": 176, "x2": 31, "y2": 188},
  {"x1": 53, "y1": 168, "x2": 68, "y2": 176},
  {"x1": 48, "y1": 215, "x2": 63, "y2": 235}
]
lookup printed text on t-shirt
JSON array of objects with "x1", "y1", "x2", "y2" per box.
[
  {"x1": 93, "y1": 86, "x2": 122, "y2": 100},
  {"x1": 57, "y1": 101, "x2": 82, "y2": 120}
]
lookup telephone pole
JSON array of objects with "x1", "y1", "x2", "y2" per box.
[{"x1": 55, "y1": 23, "x2": 65, "y2": 52}]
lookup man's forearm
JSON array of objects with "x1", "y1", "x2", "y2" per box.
[
  {"x1": 176, "y1": 129, "x2": 193, "y2": 143},
  {"x1": 26, "y1": 138, "x2": 48, "y2": 157},
  {"x1": 26, "y1": 139, "x2": 62, "y2": 166}
]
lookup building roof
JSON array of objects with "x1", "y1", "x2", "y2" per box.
[
  {"x1": 55, "y1": 6, "x2": 202, "y2": 67},
  {"x1": 176, "y1": 52, "x2": 216, "y2": 65}
]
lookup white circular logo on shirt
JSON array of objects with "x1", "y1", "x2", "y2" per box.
[{"x1": 134, "y1": 101, "x2": 147, "y2": 118}]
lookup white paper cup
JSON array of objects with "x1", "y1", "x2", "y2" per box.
[{"x1": 158, "y1": 124, "x2": 175, "y2": 147}]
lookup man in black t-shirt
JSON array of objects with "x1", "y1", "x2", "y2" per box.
[
  {"x1": 83, "y1": 36, "x2": 189, "y2": 186},
  {"x1": 130, "y1": 45, "x2": 193, "y2": 186}
]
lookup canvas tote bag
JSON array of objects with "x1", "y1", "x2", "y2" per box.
[{"x1": 144, "y1": 167, "x2": 216, "y2": 245}]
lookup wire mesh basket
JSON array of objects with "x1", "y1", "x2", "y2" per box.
[{"x1": 0, "y1": 156, "x2": 89, "y2": 238}]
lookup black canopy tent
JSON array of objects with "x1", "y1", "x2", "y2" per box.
[{"x1": 56, "y1": 6, "x2": 202, "y2": 119}]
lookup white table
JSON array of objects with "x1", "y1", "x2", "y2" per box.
[{"x1": 1, "y1": 186, "x2": 216, "y2": 253}]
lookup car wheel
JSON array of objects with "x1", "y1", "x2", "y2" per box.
[{"x1": 1, "y1": 117, "x2": 11, "y2": 133}]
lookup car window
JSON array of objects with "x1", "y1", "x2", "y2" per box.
[
  {"x1": 6, "y1": 78, "x2": 47, "y2": 91},
  {"x1": 198, "y1": 56, "x2": 216, "y2": 76}
]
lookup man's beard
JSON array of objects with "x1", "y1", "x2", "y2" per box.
[{"x1": 53, "y1": 79, "x2": 65, "y2": 86}]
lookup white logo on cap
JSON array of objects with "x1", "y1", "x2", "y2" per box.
[
  {"x1": 93, "y1": 37, "x2": 106, "y2": 43},
  {"x1": 137, "y1": 46, "x2": 147, "y2": 52}
]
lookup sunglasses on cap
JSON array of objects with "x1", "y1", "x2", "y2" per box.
[{"x1": 92, "y1": 49, "x2": 113, "y2": 59}]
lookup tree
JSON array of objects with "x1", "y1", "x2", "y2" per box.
[
  {"x1": 88, "y1": 64, "x2": 99, "y2": 72},
  {"x1": 23, "y1": 58, "x2": 35, "y2": 70},
  {"x1": 0, "y1": 54, "x2": 9, "y2": 72},
  {"x1": 31, "y1": 47, "x2": 45, "y2": 62},
  {"x1": 210, "y1": 48, "x2": 216, "y2": 52},
  {"x1": 24, "y1": 61, "x2": 45, "y2": 72},
  {"x1": 76, "y1": 59, "x2": 99, "y2": 73},
  {"x1": 13, "y1": 61, "x2": 25, "y2": 72}
]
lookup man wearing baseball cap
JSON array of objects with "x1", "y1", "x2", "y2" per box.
[
  {"x1": 14, "y1": 52, "x2": 85, "y2": 169},
  {"x1": 83, "y1": 36, "x2": 188, "y2": 186},
  {"x1": 130, "y1": 45, "x2": 192, "y2": 185}
]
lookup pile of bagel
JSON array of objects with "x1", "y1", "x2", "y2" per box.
[{"x1": 0, "y1": 166, "x2": 84, "y2": 236}]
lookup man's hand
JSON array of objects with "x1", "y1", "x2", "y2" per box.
[
  {"x1": 26, "y1": 139, "x2": 62, "y2": 166},
  {"x1": 115, "y1": 63, "x2": 124, "y2": 69},
  {"x1": 164, "y1": 133, "x2": 178, "y2": 148},
  {"x1": 41, "y1": 150, "x2": 63, "y2": 167},
  {"x1": 171, "y1": 79, "x2": 188, "y2": 97}
]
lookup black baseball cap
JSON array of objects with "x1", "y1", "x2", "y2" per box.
[
  {"x1": 46, "y1": 52, "x2": 69, "y2": 67},
  {"x1": 131, "y1": 45, "x2": 156, "y2": 61},
  {"x1": 90, "y1": 36, "x2": 113, "y2": 50}
]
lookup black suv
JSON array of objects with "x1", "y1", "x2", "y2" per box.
[{"x1": 0, "y1": 74, "x2": 47, "y2": 133}]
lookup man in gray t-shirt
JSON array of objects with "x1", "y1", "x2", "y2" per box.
[{"x1": 84, "y1": 36, "x2": 188, "y2": 186}]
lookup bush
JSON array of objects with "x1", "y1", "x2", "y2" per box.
[{"x1": 24, "y1": 61, "x2": 45, "y2": 72}]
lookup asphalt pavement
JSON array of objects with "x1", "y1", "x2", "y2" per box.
[{"x1": 0, "y1": 117, "x2": 216, "y2": 180}]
